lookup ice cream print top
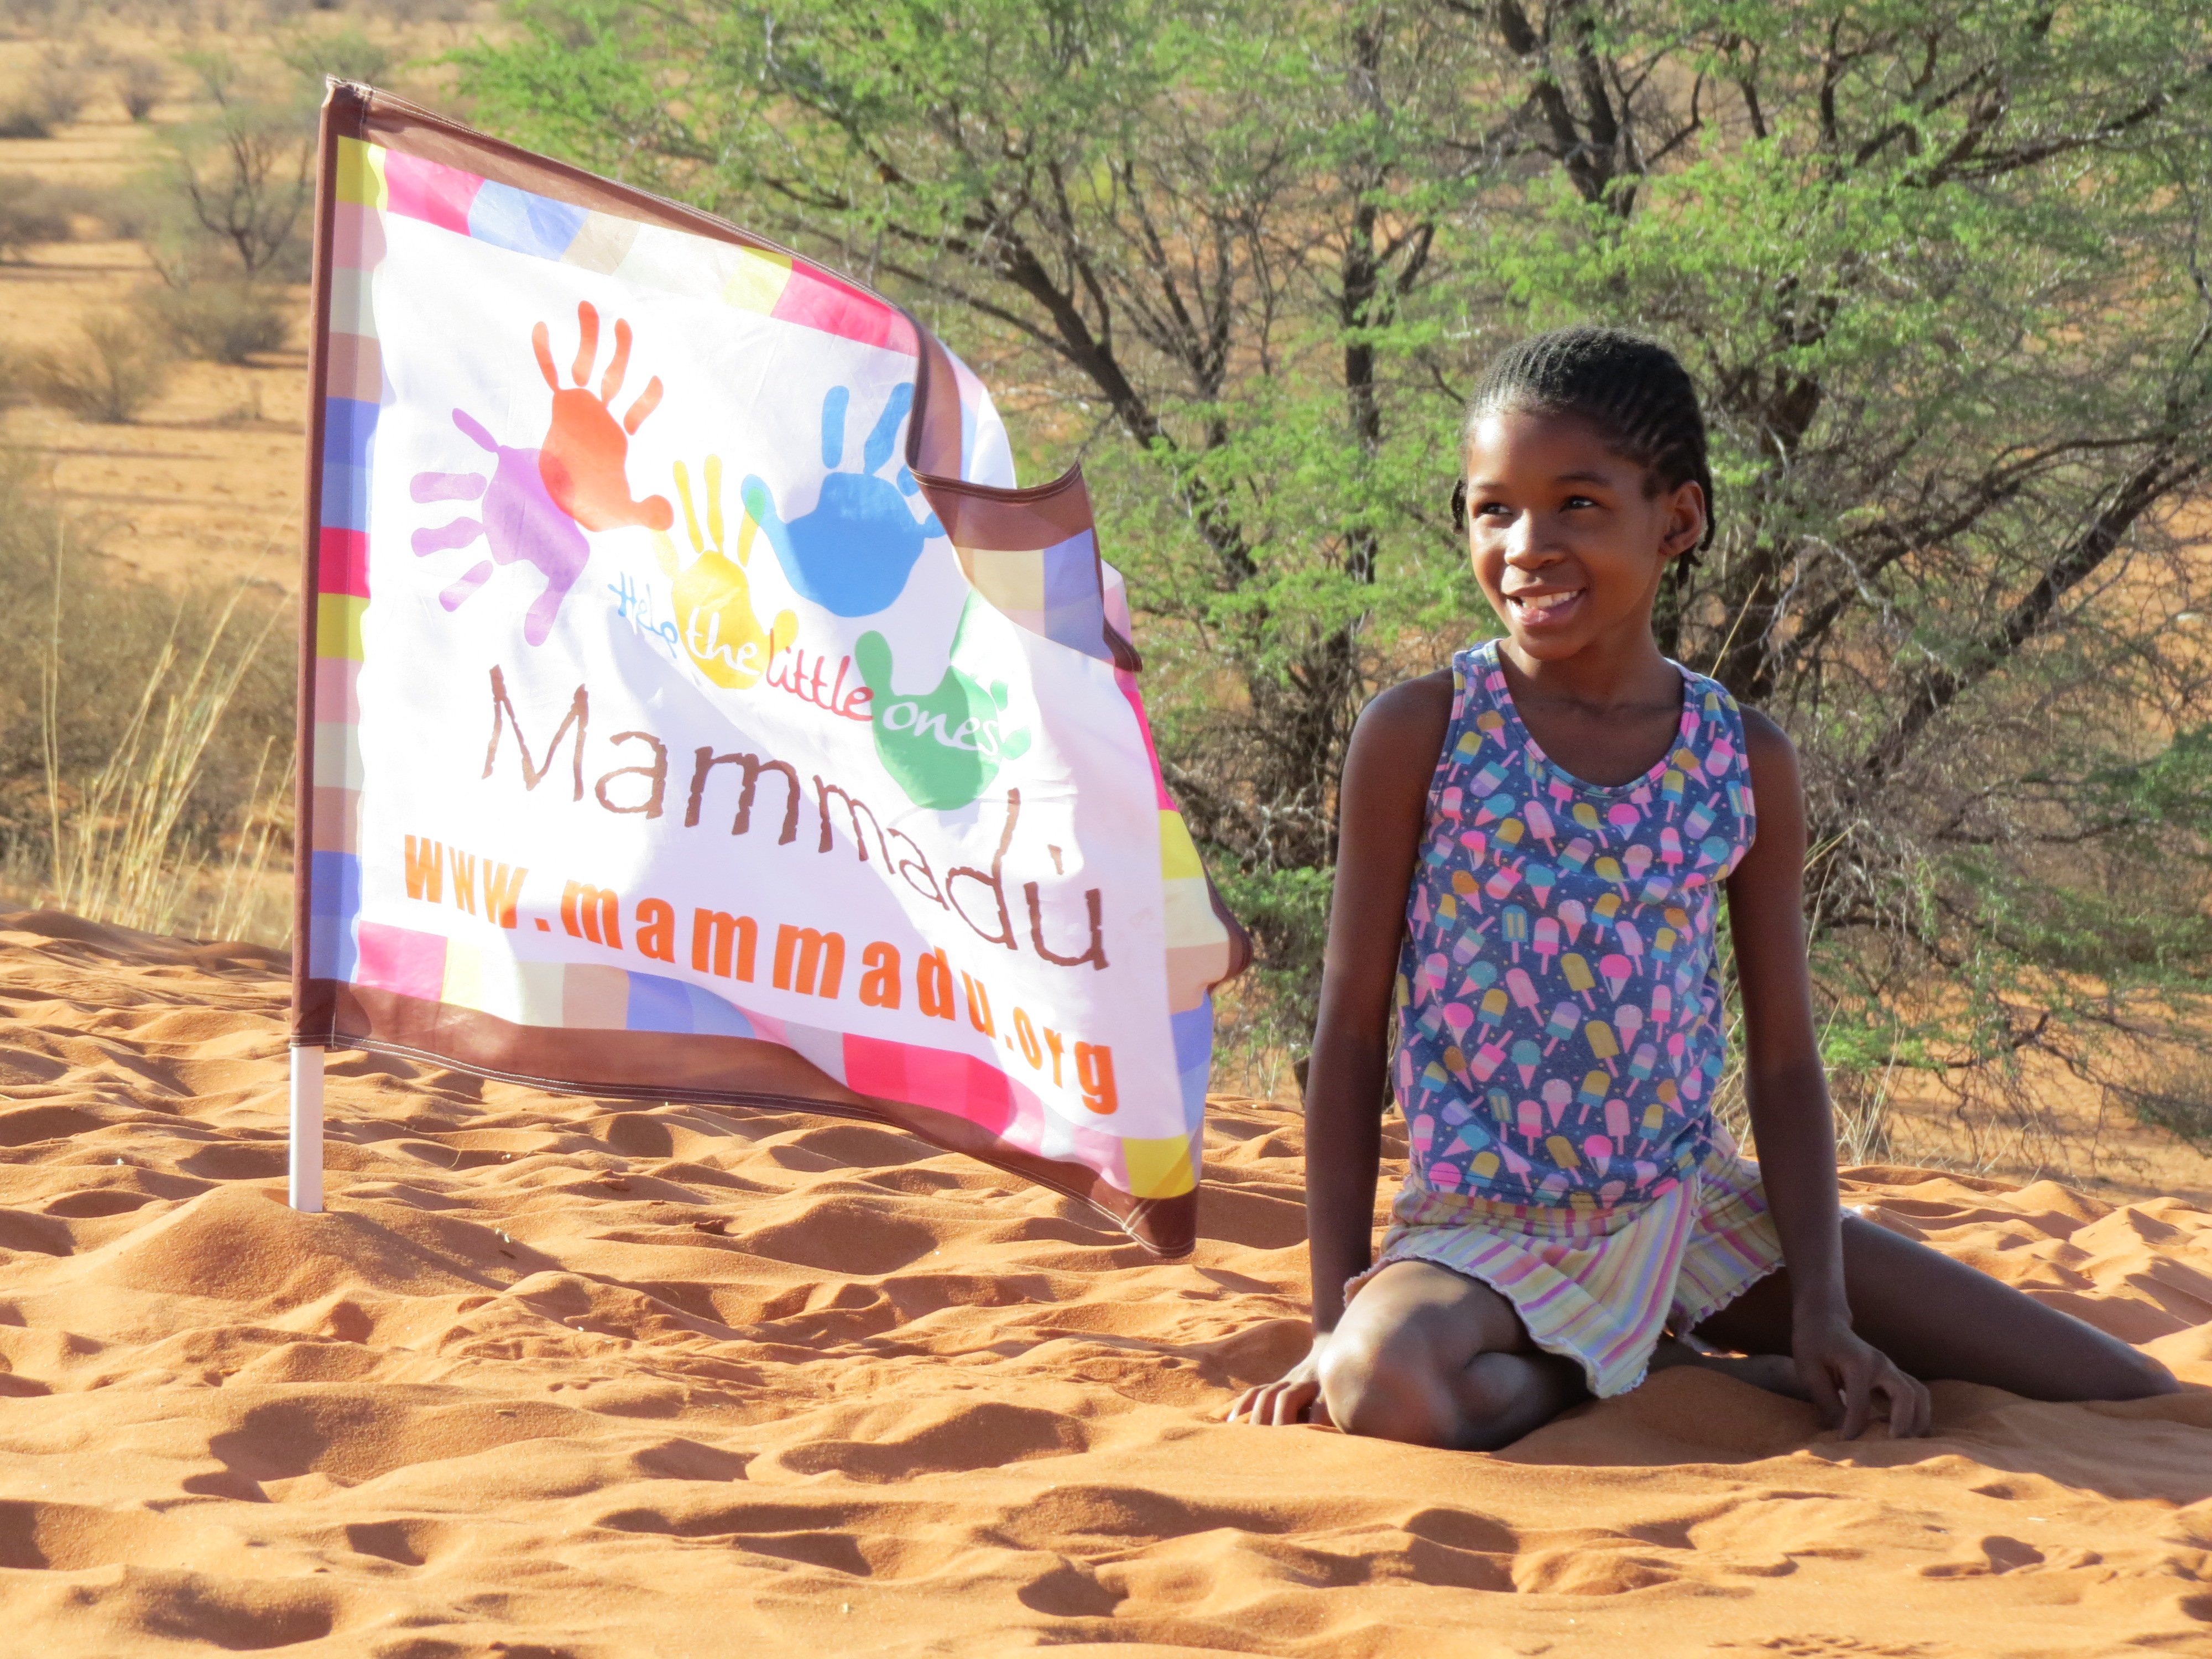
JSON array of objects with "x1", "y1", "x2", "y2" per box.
[{"x1": 1393, "y1": 640, "x2": 1757, "y2": 1212}]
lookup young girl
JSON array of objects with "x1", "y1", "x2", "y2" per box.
[{"x1": 1226, "y1": 327, "x2": 2177, "y2": 1447}]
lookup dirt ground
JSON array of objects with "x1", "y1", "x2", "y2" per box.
[
  {"x1": 0, "y1": 233, "x2": 308, "y2": 595},
  {"x1": 0, "y1": 11, "x2": 480, "y2": 594}
]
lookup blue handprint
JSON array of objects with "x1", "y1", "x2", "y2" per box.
[{"x1": 741, "y1": 383, "x2": 943, "y2": 617}]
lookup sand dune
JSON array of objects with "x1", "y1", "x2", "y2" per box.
[{"x1": 0, "y1": 909, "x2": 2208, "y2": 1656}]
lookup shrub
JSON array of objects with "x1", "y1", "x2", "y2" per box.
[
  {"x1": 1208, "y1": 863, "x2": 1334, "y2": 1093},
  {"x1": 91, "y1": 178, "x2": 180, "y2": 249},
  {"x1": 27, "y1": 314, "x2": 172, "y2": 423},
  {"x1": 359, "y1": 0, "x2": 474, "y2": 22},
  {"x1": 113, "y1": 55, "x2": 164, "y2": 123},
  {"x1": 0, "y1": 0, "x2": 62, "y2": 39},
  {"x1": 277, "y1": 28, "x2": 396, "y2": 91},
  {"x1": 29, "y1": 49, "x2": 85, "y2": 126},
  {"x1": 0, "y1": 174, "x2": 72, "y2": 260},
  {"x1": 0, "y1": 48, "x2": 87, "y2": 138},
  {"x1": 137, "y1": 282, "x2": 292, "y2": 364}
]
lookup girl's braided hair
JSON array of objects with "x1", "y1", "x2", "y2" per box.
[{"x1": 1451, "y1": 326, "x2": 1715, "y2": 556}]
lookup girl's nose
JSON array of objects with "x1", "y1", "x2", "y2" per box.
[{"x1": 1504, "y1": 513, "x2": 1556, "y2": 565}]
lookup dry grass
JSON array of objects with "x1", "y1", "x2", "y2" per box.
[
  {"x1": 0, "y1": 4, "x2": 2195, "y2": 1212},
  {"x1": 40, "y1": 572, "x2": 285, "y2": 936},
  {"x1": 0, "y1": 456, "x2": 293, "y2": 947},
  {"x1": 0, "y1": 46, "x2": 88, "y2": 139},
  {"x1": 0, "y1": 0, "x2": 512, "y2": 958}
]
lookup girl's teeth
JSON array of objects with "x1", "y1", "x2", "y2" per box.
[{"x1": 1517, "y1": 591, "x2": 1578, "y2": 612}]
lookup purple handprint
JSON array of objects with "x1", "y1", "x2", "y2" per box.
[{"x1": 411, "y1": 410, "x2": 588, "y2": 647}]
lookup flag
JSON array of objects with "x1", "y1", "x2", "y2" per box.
[{"x1": 293, "y1": 85, "x2": 1248, "y2": 1256}]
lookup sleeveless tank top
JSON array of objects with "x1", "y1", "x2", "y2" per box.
[{"x1": 1394, "y1": 640, "x2": 1757, "y2": 1212}]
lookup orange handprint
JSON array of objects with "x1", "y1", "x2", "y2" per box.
[{"x1": 531, "y1": 301, "x2": 674, "y2": 534}]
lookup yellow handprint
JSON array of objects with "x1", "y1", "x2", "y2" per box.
[{"x1": 653, "y1": 455, "x2": 796, "y2": 691}]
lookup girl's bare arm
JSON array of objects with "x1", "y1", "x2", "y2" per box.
[
  {"x1": 1227, "y1": 673, "x2": 1448, "y2": 1424},
  {"x1": 1711, "y1": 708, "x2": 2169, "y2": 1422},
  {"x1": 1305, "y1": 675, "x2": 1451, "y2": 1328},
  {"x1": 1726, "y1": 709, "x2": 1929, "y2": 1437}
]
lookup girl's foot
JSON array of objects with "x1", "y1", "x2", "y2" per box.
[{"x1": 1648, "y1": 1336, "x2": 1811, "y2": 1401}]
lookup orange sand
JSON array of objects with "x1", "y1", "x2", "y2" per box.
[{"x1": 1, "y1": 907, "x2": 2209, "y2": 1656}]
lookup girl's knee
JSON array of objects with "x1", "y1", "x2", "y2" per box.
[
  {"x1": 1319, "y1": 1313, "x2": 1551, "y2": 1448},
  {"x1": 2032, "y1": 1333, "x2": 2179, "y2": 1402},
  {"x1": 1318, "y1": 1321, "x2": 1460, "y2": 1447},
  {"x1": 2106, "y1": 1349, "x2": 2182, "y2": 1400}
]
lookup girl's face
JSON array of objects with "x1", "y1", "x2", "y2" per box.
[{"x1": 1463, "y1": 408, "x2": 1705, "y2": 663}]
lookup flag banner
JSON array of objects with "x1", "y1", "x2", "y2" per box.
[{"x1": 293, "y1": 85, "x2": 1249, "y2": 1256}]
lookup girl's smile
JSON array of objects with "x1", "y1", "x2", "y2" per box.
[{"x1": 1500, "y1": 583, "x2": 1586, "y2": 630}]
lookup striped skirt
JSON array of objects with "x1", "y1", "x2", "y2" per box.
[{"x1": 1348, "y1": 1130, "x2": 1784, "y2": 1398}]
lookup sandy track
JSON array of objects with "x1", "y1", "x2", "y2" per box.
[{"x1": 0, "y1": 907, "x2": 2208, "y2": 1656}]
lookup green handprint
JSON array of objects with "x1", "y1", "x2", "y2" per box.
[{"x1": 854, "y1": 599, "x2": 1032, "y2": 810}]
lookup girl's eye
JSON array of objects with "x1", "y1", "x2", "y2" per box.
[
  {"x1": 1563, "y1": 494, "x2": 1598, "y2": 509},
  {"x1": 1476, "y1": 501, "x2": 1513, "y2": 520}
]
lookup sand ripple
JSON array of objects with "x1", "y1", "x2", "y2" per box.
[{"x1": 1, "y1": 909, "x2": 2208, "y2": 1655}]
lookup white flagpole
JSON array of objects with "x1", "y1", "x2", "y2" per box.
[{"x1": 289, "y1": 1046, "x2": 325, "y2": 1212}]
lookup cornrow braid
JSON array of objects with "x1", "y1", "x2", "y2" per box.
[{"x1": 1451, "y1": 326, "x2": 1715, "y2": 557}]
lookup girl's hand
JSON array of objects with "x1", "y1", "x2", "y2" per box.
[
  {"x1": 1224, "y1": 1336, "x2": 1335, "y2": 1427},
  {"x1": 1794, "y1": 1313, "x2": 1931, "y2": 1439}
]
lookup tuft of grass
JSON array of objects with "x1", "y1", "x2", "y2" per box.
[
  {"x1": 0, "y1": 457, "x2": 295, "y2": 945},
  {"x1": 27, "y1": 314, "x2": 172, "y2": 424},
  {"x1": 137, "y1": 281, "x2": 293, "y2": 365},
  {"x1": 38, "y1": 546, "x2": 288, "y2": 938},
  {"x1": 199, "y1": 737, "x2": 295, "y2": 945},
  {"x1": 1829, "y1": 1060, "x2": 1899, "y2": 1169}
]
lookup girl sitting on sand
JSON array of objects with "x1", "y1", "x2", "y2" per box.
[{"x1": 1227, "y1": 327, "x2": 2178, "y2": 1447}]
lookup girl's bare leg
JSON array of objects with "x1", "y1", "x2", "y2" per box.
[
  {"x1": 1648, "y1": 1334, "x2": 1810, "y2": 1398},
  {"x1": 1693, "y1": 1214, "x2": 2178, "y2": 1401},
  {"x1": 1319, "y1": 1259, "x2": 1588, "y2": 1449}
]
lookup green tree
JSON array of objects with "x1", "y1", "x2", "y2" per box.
[
  {"x1": 160, "y1": 51, "x2": 317, "y2": 281},
  {"x1": 1441, "y1": 1, "x2": 2212, "y2": 1123},
  {"x1": 464, "y1": 1, "x2": 2212, "y2": 1135},
  {"x1": 156, "y1": 34, "x2": 397, "y2": 285},
  {"x1": 462, "y1": 1, "x2": 1497, "y2": 870}
]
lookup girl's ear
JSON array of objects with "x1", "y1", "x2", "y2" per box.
[
  {"x1": 1661, "y1": 479, "x2": 1707, "y2": 559},
  {"x1": 1451, "y1": 478, "x2": 1468, "y2": 535}
]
